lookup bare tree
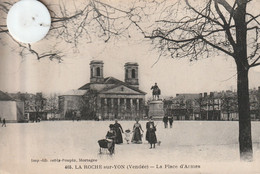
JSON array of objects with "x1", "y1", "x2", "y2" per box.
[
  {"x1": 80, "y1": 89, "x2": 98, "y2": 120},
  {"x1": 220, "y1": 91, "x2": 238, "y2": 121},
  {"x1": 194, "y1": 95, "x2": 204, "y2": 120},
  {"x1": 34, "y1": 93, "x2": 46, "y2": 121},
  {"x1": 46, "y1": 93, "x2": 59, "y2": 119},
  {"x1": 144, "y1": 0, "x2": 260, "y2": 161},
  {"x1": 0, "y1": 0, "x2": 147, "y2": 61}
]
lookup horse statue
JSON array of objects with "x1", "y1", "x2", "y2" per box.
[{"x1": 151, "y1": 83, "x2": 161, "y2": 100}]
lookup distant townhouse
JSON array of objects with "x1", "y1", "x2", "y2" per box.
[{"x1": 163, "y1": 87, "x2": 260, "y2": 121}]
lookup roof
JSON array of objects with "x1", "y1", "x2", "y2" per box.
[
  {"x1": 61, "y1": 90, "x2": 86, "y2": 96},
  {"x1": 0, "y1": 91, "x2": 15, "y2": 101},
  {"x1": 9, "y1": 92, "x2": 34, "y2": 101},
  {"x1": 174, "y1": 94, "x2": 200, "y2": 100},
  {"x1": 90, "y1": 60, "x2": 104, "y2": 65},
  {"x1": 79, "y1": 76, "x2": 146, "y2": 94},
  {"x1": 125, "y1": 62, "x2": 138, "y2": 66}
]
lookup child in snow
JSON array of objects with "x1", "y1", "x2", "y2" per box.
[{"x1": 124, "y1": 129, "x2": 132, "y2": 144}]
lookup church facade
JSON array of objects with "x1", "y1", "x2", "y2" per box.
[{"x1": 78, "y1": 60, "x2": 146, "y2": 120}]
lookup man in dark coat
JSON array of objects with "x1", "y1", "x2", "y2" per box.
[
  {"x1": 114, "y1": 119, "x2": 124, "y2": 144},
  {"x1": 169, "y1": 116, "x2": 173, "y2": 128},
  {"x1": 2, "y1": 118, "x2": 6, "y2": 127},
  {"x1": 146, "y1": 117, "x2": 157, "y2": 148},
  {"x1": 163, "y1": 116, "x2": 168, "y2": 128}
]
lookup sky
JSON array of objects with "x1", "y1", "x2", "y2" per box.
[{"x1": 0, "y1": 0, "x2": 260, "y2": 97}]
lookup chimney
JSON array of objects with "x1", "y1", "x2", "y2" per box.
[{"x1": 204, "y1": 92, "x2": 207, "y2": 97}]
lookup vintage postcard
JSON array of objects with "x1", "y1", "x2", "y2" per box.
[{"x1": 0, "y1": 0, "x2": 260, "y2": 174}]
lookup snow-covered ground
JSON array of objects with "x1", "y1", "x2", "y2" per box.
[{"x1": 0, "y1": 120, "x2": 260, "y2": 174}]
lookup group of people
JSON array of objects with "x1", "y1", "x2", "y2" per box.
[
  {"x1": 163, "y1": 115, "x2": 173, "y2": 128},
  {"x1": 130, "y1": 118, "x2": 157, "y2": 148},
  {"x1": 104, "y1": 118, "x2": 158, "y2": 154}
]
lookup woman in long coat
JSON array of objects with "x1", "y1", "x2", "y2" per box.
[
  {"x1": 131, "y1": 119, "x2": 144, "y2": 144},
  {"x1": 106, "y1": 124, "x2": 116, "y2": 154},
  {"x1": 146, "y1": 118, "x2": 157, "y2": 148},
  {"x1": 114, "y1": 119, "x2": 124, "y2": 144}
]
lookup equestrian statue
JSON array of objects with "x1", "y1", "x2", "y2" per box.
[{"x1": 151, "y1": 83, "x2": 161, "y2": 100}]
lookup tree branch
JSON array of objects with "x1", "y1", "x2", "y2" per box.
[
  {"x1": 185, "y1": 0, "x2": 223, "y2": 27},
  {"x1": 214, "y1": 1, "x2": 236, "y2": 48},
  {"x1": 200, "y1": 36, "x2": 234, "y2": 57},
  {"x1": 249, "y1": 55, "x2": 260, "y2": 68},
  {"x1": 213, "y1": 0, "x2": 233, "y2": 14}
]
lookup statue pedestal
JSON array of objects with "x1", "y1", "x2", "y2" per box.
[{"x1": 148, "y1": 100, "x2": 164, "y2": 119}]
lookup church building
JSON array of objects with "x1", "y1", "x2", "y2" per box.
[{"x1": 79, "y1": 60, "x2": 146, "y2": 120}]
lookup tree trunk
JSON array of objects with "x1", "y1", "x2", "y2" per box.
[
  {"x1": 237, "y1": 66, "x2": 253, "y2": 161},
  {"x1": 233, "y1": 0, "x2": 253, "y2": 161}
]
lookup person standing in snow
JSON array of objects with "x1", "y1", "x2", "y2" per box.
[
  {"x1": 146, "y1": 117, "x2": 157, "y2": 148},
  {"x1": 114, "y1": 119, "x2": 124, "y2": 144},
  {"x1": 131, "y1": 118, "x2": 144, "y2": 144},
  {"x1": 163, "y1": 115, "x2": 168, "y2": 128},
  {"x1": 169, "y1": 116, "x2": 173, "y2": 128},
  {"x1": 106, "y1": 124, "x2": 116, "y2": 154},
  {"x1": 2, "y1": 118, "x2": 6, "y2": 127},
  {"x1": 124, "y1": 129, "x2": 132, "y2": 144}
]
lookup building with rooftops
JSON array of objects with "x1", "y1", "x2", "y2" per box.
[
  {"x1": 58, "y1": 61, "x2": 146, "y2": 120},
  {"x1": 58, "y1": 90, "x2": 86, "y2": 120},
  {"x1": 0, "y1": 90, "x2": 24, "y2": 122},
  {"x1": 9, "y1": 92, "x2": 47, "y2": 121},
  {"x1": 164, "y1": 88, "x2": 260, "y2": 121}
]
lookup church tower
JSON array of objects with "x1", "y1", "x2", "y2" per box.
[
  {"x1": 124, "y1": 62, "x2": 139, "y2": 88},
  {"x1": 90, "y1": 60, "x2": 104, "y2": 83}
]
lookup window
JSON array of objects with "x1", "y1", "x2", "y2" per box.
[
  {"x1": 96, "y1": 67, "x2": 100, "y2": 76},
  {"x1": 131, "y1": 69, "x2": 135, "y2": 78}
]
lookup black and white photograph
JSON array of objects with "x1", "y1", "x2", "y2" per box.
[{"x1": 0, "y1": 0, "x2": 260, "y2": 173}]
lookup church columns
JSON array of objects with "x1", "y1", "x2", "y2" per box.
[
  {"x1": 117, "y1": 98, "x2": 120, "y2": 118},
  {"x1": 99, "y1": 96, "x2": 144, "y2": 120},
  {"x1": 110, "y1": 98, "x2": 114, "y2": 120},
  {"x1": 124, "y1": 98, "x2": 127, "y2": 111},
  {"x1": 130, "y1": 98, "x2": 133, "y2": 118},
  {"x1": 136, "y1": 99, "x2": 139, "y2": 117},
  {"x1": 96, "y1": 97, "x2": 101, "y2": 119},
  {"x1": 104, "y1": 98, "x2": 107, "y2": 118}
]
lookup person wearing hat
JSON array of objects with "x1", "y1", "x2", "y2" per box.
[
  {"x1": 146, "y1": 117, "x2": 157, "y2": 148},
  {"x1": 131, "y1": 118, "x2": 144, "y2": 144},
  {"x1": 2, "y1": 118, "x2": 6, "y2": 127},
  {"x1": 124, "y1": 129, "x2": 132, "y2": 144},
  {"x1": 168, "y1": 116, "x2": 173, "y2": 128},
  {"x1": 114, "y1": 119, "x2": 124, "y2": 144},
  {"x1": 163, "y1": 115, "x2": 169, "y2": 128},
  {"x1": 106, "y1": 124, "x2": 116, "y2": 154}
]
